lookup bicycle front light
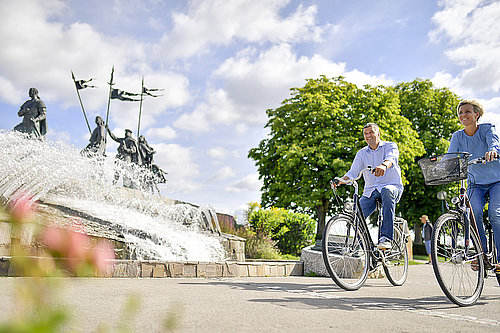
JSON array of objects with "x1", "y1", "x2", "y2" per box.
[
  {"x1": 344, "y1": 200, "x2": 354, "y2": 212},
  {"x1": 451, "y1": 197, "x2": 460, "y2": 205}
]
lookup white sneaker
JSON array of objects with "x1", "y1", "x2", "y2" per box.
[{"x1": 377, "y1": 240, "x2": 392, "y2": 250}]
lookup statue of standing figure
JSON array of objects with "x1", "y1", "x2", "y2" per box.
[
  {"x1": 81, "y1": 116, "x2": 106, "y2": 157},
  {"x1": 106, "y1": 126, "x2": 142, "y2": 188},
  {"x1": 14, "y1": 88, "x2": 47, "y2": 139},
  {"x1": 138, "y1": 135, "x2": 156, "y2": 168}
]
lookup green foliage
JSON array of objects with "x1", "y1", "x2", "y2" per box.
[
  {"x1": 249, "y1": 76, "x2": 425, "y2": 238},
  {"x1": 247, "y1": 206, "x2": 316, "y2": 256},
  {"x1": 244, "y1": 232, "x2": 283, "y2": 260},
  {"x1": 395, "y1": 79, "x2": 461, "y2": 226}
]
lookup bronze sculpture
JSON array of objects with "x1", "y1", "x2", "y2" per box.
[
  {"x1": 106, "y1": 126, "x2": 142, "y2": 188},
  {"x1": 82, "y1": 116, "x2": 106, "y2": 156},
  {"x1": 138, "y1": 135, "x2": 156, "y2": 168},
  {"x1": 14, "y1": 88, "x2": 47, "y2": 139}
]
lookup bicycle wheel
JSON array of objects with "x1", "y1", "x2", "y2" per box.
[
  {"x1": 322, "y1": 213, "x2": 370, "y2": 291},
  {"x1": 491, "y1": 239, "x2": 500, "y2": 286},
  {"x1": 431, "y1": 212, "x2": 485, "y2": 306},
  {"x1": 383, "y1": 218, "x2": 409, "y2": 286}
]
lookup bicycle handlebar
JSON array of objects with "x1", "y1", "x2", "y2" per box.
[
  {"x1": 468, "y1": 155, "x2": 499, "y2": 165},
  {"x1": 332, "y1": 166, "x2": 373, "y2": 187}
]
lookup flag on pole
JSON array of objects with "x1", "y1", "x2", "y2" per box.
[
  {"x1": 111, "y1": 88, "x2": 141, "y2": 101},
  {"x1": 75, "y1": 78, "x2": 97, "y2": 90},
  {"x1": 142, "y1": 86, "x2": 164, "y2": 97},
  {"x1": 71, "y1": 71, "x2": 92, "y2": 133}
]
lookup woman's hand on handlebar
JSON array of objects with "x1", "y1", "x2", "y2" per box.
[{"x1": 485, "y1": 150, "x2": 498, "y2": 162}]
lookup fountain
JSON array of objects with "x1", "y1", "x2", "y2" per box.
[{"x1": 0, "y1": 130, "x2": 230, "y2": 263}]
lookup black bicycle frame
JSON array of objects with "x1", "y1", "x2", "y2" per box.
[{"x1": 351, "y1": 192, "x2": 379, "y2": 268}]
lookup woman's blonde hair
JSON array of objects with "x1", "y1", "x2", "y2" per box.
[{"x1": 457, "y1": 99, "x2": 484, "y2": 120}]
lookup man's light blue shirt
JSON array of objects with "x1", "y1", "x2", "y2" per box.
[
  {"x1": 447, "y1": 123, "x2": 500, "y2": 185},
  {"x1": 345, "y1": 141, "x2": 404, "y2": 197}
]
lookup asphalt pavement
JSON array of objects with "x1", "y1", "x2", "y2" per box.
[{"x1": 0, "y1": 264, "x2": 498, "y2": 332}]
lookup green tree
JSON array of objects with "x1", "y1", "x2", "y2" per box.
[
  {"x1": 249, "y1": 76, "x2": 424, "y2": 240},
  {"x1": 395, "y1": 79, "x2": 461, "y2": 225}
]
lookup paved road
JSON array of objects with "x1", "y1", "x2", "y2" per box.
[{"x1": 0, "y1": 265, "x2": 498, "y2": 332}]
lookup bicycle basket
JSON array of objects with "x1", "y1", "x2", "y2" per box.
[{"x1": 417, "y1": 153, "x2": 469, "y2": 186}]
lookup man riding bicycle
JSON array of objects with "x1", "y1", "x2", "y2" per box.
[{"x1": 335, "y1": 123, "x2": 404, "y2": 250}]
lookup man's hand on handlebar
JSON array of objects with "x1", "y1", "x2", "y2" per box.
[
  {"x1": 331, "y1": 176, "x2": 350, "y2": 189},
  {"x1": 372, "y1": 164, "x2": 387, "y2": 177}
]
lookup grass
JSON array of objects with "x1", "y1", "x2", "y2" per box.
[{"x1": 409, "y1": 254, "x2": 431, "y2": 265}]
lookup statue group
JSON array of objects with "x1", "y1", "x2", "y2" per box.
[{"x1": 13, "y1": 87, "x2": 166, "y2": 193}]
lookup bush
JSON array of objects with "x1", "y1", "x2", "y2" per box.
[
  {"x1": 248, "y1": 206, "x2": 315, "y2": 257},
  {"x1": 277, "y1": 212, "x2": 316, "y2": 256},
  {"x1": 229, "y1": 226, "x2": 282, "y2": 260}
]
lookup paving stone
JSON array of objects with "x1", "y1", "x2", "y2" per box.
[
  {"x1": 222, "y1": 263, "x2": 238, "y2": 277},
  {"x1": 141, "y1": 263, "x2": 154, "y2": 278},
  {"x1": 0, "y1": 258, "x2": 10, "y2": 276},
  {"x1": 247, "y1": 264, "x2": 259, "y2": 277},
  {"x1": 286, "y1": 262, "x2": 304, "y2": 276},
  {"x1": 182, "y1": 264, "x2": 196, "y2": 277},
  {"x1": 152, "y1": 264, "x2": 166, "y2": 278},
  {"x1": 171, "y1": 263, "x2": 184, "y2": 277}
]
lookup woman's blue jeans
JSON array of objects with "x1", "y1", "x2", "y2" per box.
[
  {"x1": 468, "y1": 181, "x2": 500, "y2": 261},
  {"x1": 359, "y1": 185, "x2": 403, "y2": 242}
]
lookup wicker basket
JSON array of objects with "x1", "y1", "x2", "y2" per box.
[{"x1": 418, "y1": 153, "x2": 469, "y2": 186}]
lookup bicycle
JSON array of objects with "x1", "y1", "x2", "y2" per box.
[
  {"x1": 322, "y1": 166, "x2": 409, "y2": 291},
  {"x1": 418, "y1": 152, "x2": 500, "y2": 306}
]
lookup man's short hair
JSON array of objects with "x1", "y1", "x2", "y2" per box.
[
  {"x1": 125, "y1": 129, "x2": 132, "y2": 134},
  {"x1": 363, "y1": 122, "x2": 380, "y2": 134}
]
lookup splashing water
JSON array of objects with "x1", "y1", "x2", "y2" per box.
[{"x1": 0, "y1": 130, "x2": 227, "y2": 262}]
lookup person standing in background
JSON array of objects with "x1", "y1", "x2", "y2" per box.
[{"x1": 421, "y1": 215, "x2": 433, "y2": 264}]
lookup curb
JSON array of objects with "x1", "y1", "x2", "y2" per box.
[{"x1": 0, "y1": 257, "x2": 304, "y2": 278}]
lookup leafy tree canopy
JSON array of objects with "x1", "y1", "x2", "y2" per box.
[
  {"x1": 249, "y1": 76, "x2": 426, "y2": 239},
  {"x1": 395, "y1": 79, "x2": 461, "y2": 225}
]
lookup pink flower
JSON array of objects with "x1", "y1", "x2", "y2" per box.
[
  {"x1": 7, "y1": 191, "x2": 35, "y2": 222},
  {"x1": 90, "y1": 240, "x2": 116, "y2": 275},
  {"x1": 41, "y1": 223, "x2": 115, "y2": 275}
]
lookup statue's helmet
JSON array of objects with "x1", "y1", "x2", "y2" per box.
[{"x1": 29, "y1": 88, "x2": 39, "y2": 97}]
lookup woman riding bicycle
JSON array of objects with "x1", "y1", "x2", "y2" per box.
[{"x1": 447, "y1": 100, "x2": 500, "y2": 271}]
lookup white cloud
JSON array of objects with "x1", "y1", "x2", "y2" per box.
[
  {"x1": 176, "y1": 43, "x2": 392, "y2": 132},
  {"x1": 146, "y1": 125, "x2": 177, "y2": 141},
  {"x1": 153, "y1": 143, "x2": 200, "y2": 194},
  {"x1": 429, "y1": 0, "x2": 500, "y2": 94},
  {"x1": 225, "y1": 174, "x2": 261, "y2": 193},
  {"x1": 207, "y1": 166, "x2": 236, "y2": 182},
  {"x1": 206, "y1": 146, "x2": 227, "y2": 159},
  {"x1": 156, "y1": 0, "x2": 327, "y2": 60},
  {"x1": 173, "y1": 88, "x2": 237, "y2": 132}
]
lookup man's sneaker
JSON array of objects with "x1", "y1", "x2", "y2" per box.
[{"x1": 377, "y1": 240, "x2": 392, "y2": 250}]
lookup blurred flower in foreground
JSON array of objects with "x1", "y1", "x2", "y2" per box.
[
  {"x1": 42, "y1": 224, "x2": 115, "y2": 276},
  {"x1": 6, "y1": 190, "x2": 35, "y2": 223}
]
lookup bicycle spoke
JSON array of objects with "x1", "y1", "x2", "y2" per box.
[
  {"x1": 322, "y1": 214, "x2": 370, "y2": 290},
  {"x1": 431, "y1": 213, "x2": 484, "y2": 306}
]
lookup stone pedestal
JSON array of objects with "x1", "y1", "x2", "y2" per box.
[{"x1": 300, "y1": 245, "x2": 385, "y2": 278}]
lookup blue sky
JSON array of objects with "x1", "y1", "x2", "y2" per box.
[{"x1": 1, "y1": 0, "x2": 500, "y2": 220}]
